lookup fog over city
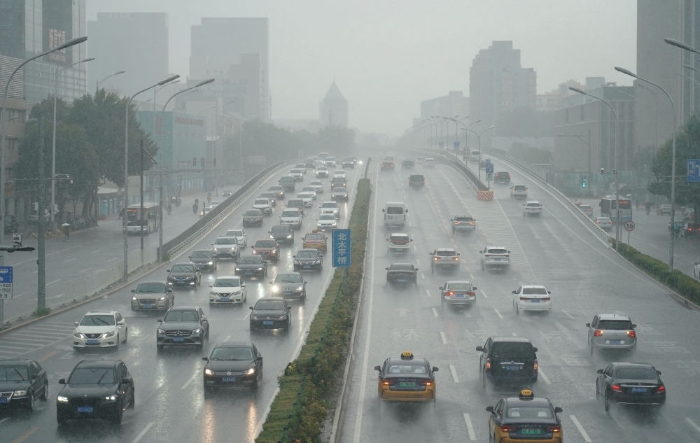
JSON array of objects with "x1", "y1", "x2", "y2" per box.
[{"x1": 88, "y1": 0, "x2": 636, "y2": 136}]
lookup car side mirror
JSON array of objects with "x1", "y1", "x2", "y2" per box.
[
  {"x1": 432, "y1": 366, "x2": 439, "y2": 372},
  {"x1": 209, "y1": 285, "x2": 213, "y2": 288},
  {"x1": 303, "y1": 281, "x2": 307, "y2": 285},
  {"x1": 167, "y1": 289, "x2": 173, "y2": 292},
  {"x1": 485, "y1": 406, "x2": 494, "y2": 413},
  {"x1": 585, "y1": 323, "x2": 591, "y2": 327},
  {"x1": 554, "y1": 407, "x2": 563, "y2": 414},
  {"x1": 166, "y1": 269, "x2": 170, "y2": 272},
  {"x1": 472, "y1": 286, "x2": 478, "y2": 290},
  {"x1": 59, "y1": 378, "x2": 66, "y2": 384},
  {"x1": 74, "y1": 321, "x2": 79, "y2": 326},
  {"x1": 439, "y1": 286, "x2": 444, "y2": 290},
  {"x1": 547, "y1": 291, "x2": 551, "y2": 294},
  {"x1": 382, "y1": 209, "x2": 385, "y2": 212},
  {"x1": 656, "y1": 370, "x2": 662, "y2": 375},
  {"x1": 596, "y1": 369, "x2": 604, "y2": 374},
  {"x1": 511, "y1": 290, "x2": 517, "y2": 294},
  {"x1": 287, "y1": 307, "x2": 291, "y2": 311},
  {"x1": 476, "y1": 346, "x2": 483, "y2": 352},
  {"x1": 457, "y1": 252, "x2": 461, "y2": 256},
  {"x1": 131, "y1": 289, "x2": 136, "y2": 293},
  {"x1": 118, "y1": 320, "x2": 125, "y2": 325},
  {"x1": 188, "y1": 256, "x2": 192, "y2": 260},
  {"x1": 249, "y1": 306, "x2": 254, "y2": 310},
  {"x1": 533, "y1": 347, "x2": 538, "y2": 352},
  {"x1": 121, "y1": 378, "x2": 131, "y2": 384},
  {"x1": 373, "y1": 365, "x2": 381, "y2": 371},
  {"x1": 157, "y1": 319, "x2": 163, "y2": 322},
  {"x1": 202, "y1": 357, "x2": 209, "y2": 362}
]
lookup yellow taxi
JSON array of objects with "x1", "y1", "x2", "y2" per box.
[
  {"x1": 302, "y1": 231, "x2": 328, "y2": 251},
  {"x1": 373, "y1": 351, "x2": 438, "y2": 402},
  {"x1": 486, "y1": 390, "x2": 563, "y2": 443}
]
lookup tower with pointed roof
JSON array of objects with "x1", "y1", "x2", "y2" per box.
[{"x1": 319, "y1": 82, "x2": 349, "y2": 127}]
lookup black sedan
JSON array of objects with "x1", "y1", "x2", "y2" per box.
[
  {"x1": 596, "y1": 362, "x2": 666, "y2": 411},
  {"x1": 243, "y1": 209, "x2": 264, "y2": 227},
  {"x1": 202, "y1": 342, "x2": 263, "y2": 391},
  {"x1": 385, "y1": 263, "x2": 419, "y2": 285},
  {"x1": 166, "y1": 263, "x2": 201, "y2": 288},
  {"x1": 189, "y1": 249, "x2": 218, "y2": 271},
  {"x1": 0, "y1": 359, "x2": 48, "y2": 411},
  {"x1": 293, "y1": 248, "x2": 323, "y2": 271},
  {"x1": 235, "y1": 255, "x2": 268, "y2": 279},
  {"x1": 57, "y1": 359, "x2": 134, "y2": 425},
  {"x1": 249, "y1": 298, "x2": 291, "y2": 331},
  {"x1": 270, "y1": 272, "x2": 307, "y2": 301}
]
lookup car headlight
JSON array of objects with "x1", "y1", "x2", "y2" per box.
[
  {"x1": 251, "y1": 315, "x2": 260, "y2": 320},
  {"x1": 207, "y1": 261, "x2": 213, "y2": 265},
  {"x1": 294, "y1": 259, "x2": 300, "y2": 265},
  {"x1": 287, "y1": 234, "x2": 292, "y2": 238},
  {"x1": 57, "y1": 395, "x2": 69, "y2": 403},
  {"x1": 73, "y1": 331, "x2": 83, "y2": 338},
  {"x1": 244, "y1": 367, "x2": 256, "y2": 375},
  {"x1": 272, "y1": 285, "x2": 280, "y2": 293},
  {"x1": 104, "y1": 394, "x2": 117, "y2": 401},
  {"x1": 103, "y1": 331, "x2": 115, "y2": 338},
  {"x1": 13, "y1": 389, "x2": 27, "y2": 396},
  {"x1": 296, "y1": 286, "x2": 304, "y2": 292},
  {"x1": 204, "y1": 368, "x2": 214, "y2": 376},
  {"x1": 277, "y1": 314, "x2": 287, "y2": 320},
  {"x1": 235, "y1": 267, "x2": 241, "y2": 271},
  {"x1": 131, "y1": 296, "x2": 137, "y2": 301},
  {"x1": 192, "y1": 328, "x2": 202, "y2": 335},
  {"x1": 159, "y1": 296, "x2": 166, "y2": 300},
  {"x1": 157, "y1": 328, "x2": 165, "y2": 334}
]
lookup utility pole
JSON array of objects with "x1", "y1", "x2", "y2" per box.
[
  {"x1": 38, "y1": 116, "x2": 46, "y2": 311},
  {"x1": 140, "y1": 137, "x2": 144, "y2": 266}
]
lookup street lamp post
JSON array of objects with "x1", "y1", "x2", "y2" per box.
[
  {"x1": 569, "y1": 86, "x2": 621, "y2": 249},
  {"x1": 95, "y1": 70, "x2": 126, "y2": 94},
  {"x1": 448, "y1": 116, "x2": 469, "y2": 155},
  {"x1": 123, "y1": 74, "x2": 180, "y2": 280},
  {"x1": 158, "y1": 78, "x2": 215, "y2": 262},
  {"x1": 615, "y1": 66, "x2": 677, "y2": 270},
  {"x1": 557, "y1": 131, "x2": 592, "y2": 174},
  {"x1": 468, "y1": 125, "x2": 495, "y2": 181},
  {"x1": 52, "y1": 57, "x2": 94, "y2": 233}
]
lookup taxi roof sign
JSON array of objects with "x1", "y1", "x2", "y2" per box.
[
  {"x1": 519, "y1": 389, "x2": 534, "y2": 399},
  {"x1": 400, "y1": 351, "x2": 414, "y2": 360}
]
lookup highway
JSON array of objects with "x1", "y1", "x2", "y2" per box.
[
  {"x1": 339, "y1": 154, "x2": 700, "y2": 443},
  {"x1": 0, "y1": 164, "x2": 360, "y2": 443}
]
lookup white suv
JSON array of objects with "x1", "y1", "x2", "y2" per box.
[
  {"x1": 253, "y1": 198, "x2": 273, "y2": 215},
  {"x1": 429, "y1": 248, "x2": 461, "y2": 273},
  {"x1": 73, "y1": 311, "x2": 128, "y2": 350},
  {"x1": 523, "y1": 201, "x2": 543, "y2": 217},
  {"x1": 320, "y1": 201, "x2": 340, "y2": 218},
  {"x1": 280, "y1": 208, "x2": 303, "y2": 230},
  {"x1": 479, "y1": 246, "x2": 511, "y2": 272}
]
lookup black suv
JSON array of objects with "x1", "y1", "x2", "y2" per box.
[
  {"x1": 0, "y1": 359, "x2": 48, "y2": 411},
  {"x1": 476, "y1": 337, "x2": 538, "y2": 388},
  {"x1": 157, "y1": 305, "x2": 210, "y2": 350},
  {"x1": 57, "y1": 359, "x2": 134, "y2": 425},
  {"x1": 269, "y1": 225, "x2": 295, "y2": 245},
  {"x1": 188, "y1": 250, "x2": 217, "y2": 271},
  {"x1": 408, "y1": 174, "x2": 425, "y2": 187},
  {"x1": 494, "y1": 171, "x2": 511, "y2": 184}
]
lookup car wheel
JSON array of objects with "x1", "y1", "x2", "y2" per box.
[
  {"x1": 595, "y1": 382, "x2": 600, "y2": 398},
  {"x1": 40, "y1": 381, "x2": 48, "y2": 401},
  {"x1": 112, "y1": 403, "x2": 123, "y2": 424},
  {"x1": 514, "y1": 301, "x2": 519, "y2": 316},
  {"x1": 57, "y1": 414, "x2": 67, "y2": 426},
  {"x1": 481, "y1": 370, "x2": 486, "y2": 390},
  {"x1": 481, "y1": 262, "x2": 485, "y2": 272},
  {"x1": 589, "y1": 340, "x2": 594, "y2": 355},
  {"x1": 604, "y1": 390, "x2": 611, "y2": 412},
  {"x1": 157, "y1": 345, "x2": 164, "y2": 352},
  {"x1": 130, "y1": 388, "x2": 135, "y2": 409},
  {"x1": 27, "y1": 390, "x2": 37, "y2": 411},
  {"x1": 115, "y1": 334, "x2": 120, "y2": 349}
]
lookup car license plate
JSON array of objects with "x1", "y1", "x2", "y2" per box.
[
  {"x1": 397, "y1": 279, "x2": 406, "y2": 283},
  {"x1": 530, "y1": 299, "x2": 540, "y2": 303},
  {"x1": 0, "y1": 398, "x2": 7, "y2": 404},
  {"x1": 631, "y1": 387, "x2": 647, "y2": 393},
  {"x1": 77, "y1": 406, "x2": 93, "y2": 413},
  {"x1": 284, "y1": 292, "x2": 293, "y2": 296},
  {"x1": 456, "y1": 294, "x2": 465, "y2": 298},
  {"x1": 303, "y1": 265, "x2": 311, "y2": 269},
  {"x1": 143, "y1": 304, "x2": 153, "y2": 309},
  {"x1": 504, "y1": 365, "x2": 520, "y2": 371},
  {"x1": 86, "y1": 339, "x2": 99, "y2": 345},
  {"x1": 493, "y1": 258, "x2": 502, "y2": 261},
  {"x1": 263, "y1": 321, "x2": 274, "y2": 326},
  {"x1": 220, "y1": 297, "x2": 230, "y2": 302},
  {"x1": 606, "y1": 340, "x2": 623, "y2": 344},
  {"x1": 222, "y1": 377, "x2": 236, "y2": 383},
  {"x1": 172, "y1": 337, "x2": 185, "y2": 343},
  {"x1": 521, "y1": 428, "x2": 542, "y2": 435},
  {"x1": 398, "y1": 381, "x2": 415, "y2": 388},
  {"x1": 245, "y1": 271, "x2": 254, "y2": 275}
]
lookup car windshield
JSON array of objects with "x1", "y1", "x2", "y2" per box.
[
  {"x1": 276, "y1": 273, "x2": 303, "y2": 283},
  {"x1": 447, "y1": 283, "x2": 472, "y2": 290},
  {"x1": 522, "y1": 287, "x2": 548, "y2": 295},
  {"x1": 210, "y1": 346, "x2": 254, "y2": 361},
  {"x1": 271, "y1": 226, "x2": 288, "y2": 234},
  {"x1": 305, "y1": 234, "x2": 324, "y2": 241},
  {"x1": 297, "y1": 250, "x2": 319, "y2": 259},
  {"x1": 597, "y1": 217, "x2": 611, "y2": 222},
  {"x1": 254, "y1": 199, "x2": 269, "y2": 205},
  {"x1": 386, "y1": 207, "x2": 404, "y2": 214},
  {"x1": 487, "y1": 248, "x2": 508, "y2": 254},
  {"x1": 245, "y1": 210, "x2": 261, "y2": 216},
  {"x1": 171, "y1": 264, "x2": 194, "y2": 273},
  {"x1": 598, "y1": 320, "x2": 633, "y2": 330},
  {"x1": 282, "y1": 210, "x2": 300, "y2": 217},
  {"x1": 214, "y1": 278, "x2": 240, "y2": 287},
  {"x1": 239, "y1": 256, "x2": 262, "y2": 264},
  {"x1": 333, "y1": 187, "x2": 347, "y2": 192},
  {"x1": 69, "y1": 367, "x2": 116, "y2": 384},
  {"x1": 0, "y1": 365, "x2": 28, "y2": 381},
  {"x1": 455, "y1": 217, "x2": 473, "y2": 222},
  {"x1": 302, "y1": 187, "x2": 315, "y2": 192},
  {"x1": 226, "y1": 230, "x2": 243, "y2": 237},
  {"x1": 322, "y1": 203, "x2": 337, "y2": 209},
  {"x1": 255, "y1": 300, "x2": 285, "y2": 310},
  {"x1": 191, "y1": 251, "x2": 212, "y2": 258},
  {"x1": 136, "y1": 282, "x2": 166, "y2": 293},
  {"x1": 514, "y1": 186, "x2": 526, "y2": 190},
  {"x1": 255, "y1": 240, "x2": 276, "y2": 248},
  {"x1": 164, "y1": 310, "x2": 199, "y2": 322},
  {"x1": 436, "y1": 250, "x2": 457, "y2": 256},
  {"x1": 506, "y1": 406, "x2": 553, "y2": 419},
  {"x1": 80, "y1": 315, "x2": 115, "y2": 326},
  {"x1": 490, "y1": 342, "x2": 534, "y2": 359},
  {"x1": 615, "y1": 367, "x2": 658, "y2": 380},
  {"x1": 390, "y1": 264, "x2": 414, "y2": 271},
  {"x1": 215, "y1": 237, "x2": 236, "y2": 245},
  {"x1": 319, "y1": 214, "x2": 335, "y2": 220},
  {"x1": 387, "y1": 362, "x2": 427, "y2": 375}
]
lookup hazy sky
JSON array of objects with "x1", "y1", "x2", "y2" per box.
[{"x1": 88, "y1": 0, "x2": 637, "y2": 136}]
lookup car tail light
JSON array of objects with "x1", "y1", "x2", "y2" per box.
[
  {"x1": 627, "y1": 330, "x2": 636, "y2": 338},
  {"x1": 500, "y1": 425, "x2": 516, "y2": 432},
  {"x1": 467, "y1": 291, "x2": 475, "y2": 296},
  {"x1": 485, "y1": 358, "x2": 491, "y2": 372},
  {"x1": 594, "y1": 330, "x2": 604, "y2": 337},
  {"x1": 468, "y1": 221, "x2": 475, "y2": 226},
  {"x1": 381, "y1": 380, "x2": 390, "y2": 386},
  {"x1": 421, "y1": 380, "x2": 434, "y2": 387},
  {"x1": 547, "y1": 425, "x2": 561, "y2": 433},
  {"x1": 445, "y1": 291, "x2": 454, "y2": 296},
  {"x1": 452, "y1": 257, "x2": 459, "y2": 261},
  {"x1": 541, "y1": 297, "x2": 551, "y2": 302},
  {"x1": 657, "y1": 385, "x2": 665, "y2": 393},
  {"x1": 533, "y1": 360, "x2": 538, "y2": 374},
  {"x1": 612, "y1": 384, "x2": 622, "y2": 392},
  {"x1": 520, "y1": 297, "x2": 529, "y2": 301},
  {"x1": 454, "y1": 221, "x2": 461, "y2": 225}
]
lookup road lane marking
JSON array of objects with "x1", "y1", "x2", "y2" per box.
[
  {"x1": 425, "y1": 289, "x2": 431, "y2": 297},
  {"x1": 79, "y1": 268, "x2": 92, "y2": 273},
  {"x1": 0, "y1": 417, "x2": 9, "y2": 424},
  {"x1": 480, "y1": 289, "x2": 488, "y2": 298},
  {"x1": 449, "y1": 364, "x2": 459, "y2": 383},
  {"x1": 91, "y1": 249, "x2": 102, "y2": 254},
  {"x1": 538, "y1": 368, "x2": 551, "y2": 385},
  {"x1": 132, "y1": 422, "x2": 155, "y2": 443},
  {"x1": 182, "y1": 372, "x2": 198, "y2": 390},
  {"x1": 561, "y1": 309, "x2": 575, "y2": 320},
  {"x1": 108, "y1": 257, "x2": 118, "y2": 262},
  {"x1": 686, "y1": 417, "x2": 700, "y2": 433},
  {"x1": 420, "y1": 272, "x2": 425, "y2": 280},
  {"x1": 569, "y1": 415, "x2": 592, "y2": 442},
  {"x1": 66, "y1": 257, "x2": 77, "y2": 262},
  {"x1": 12, "y1": 426, "x2": 38, "y2": 443},
  {"x1": 432, "y1": 308, "x2": 438, "y2": 317},
  {"x1": 494, "y1": 308, "x2": 503, "y2": 319},
  {"x1": 47, "y1": 279, "x2": 61, "y2": 286},
  {"x1": 37, "y1": 351, "x2": 56, "y2": 362},
  {"x1": 415, "y1": 258, "x2": 420, "y2": 266},
  {"x1": 463, "y1": 413, "x2": 476, "y2": 441},
  {"x1": 440, "y1": 331, "x2": 447, "y2": 344}
]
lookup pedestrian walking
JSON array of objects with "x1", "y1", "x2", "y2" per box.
[{"x1": 61, "y1": 222, "x2": 70, "y2": 240}]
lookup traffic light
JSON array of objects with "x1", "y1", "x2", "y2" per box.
[{"x1": 582, "y1": 175, "x2": 588, "y2": 188}]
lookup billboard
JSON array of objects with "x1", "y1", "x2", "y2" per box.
[{"x1": 43, "y1": 0, "x2": 73, "y2": 64}]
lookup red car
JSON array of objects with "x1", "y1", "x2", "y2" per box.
[{"x1": 252, "y1": 239, "x2": 280, "y2": 263}]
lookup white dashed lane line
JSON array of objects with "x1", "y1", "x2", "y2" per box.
[
  {"x1": 569, "y1": 415, "x2": 592, "y2": 442},
  {"x1": 463, "y1": 413, "x2": 476, "y2": 441},
  {"x1": 425, "y1": 289, "x2": 431, "y2": 297},
  {"x1": 561, "y1": 309, "x2": 575, "y2": 320},
  {"x1": 494, "y1": 308, "x2": 503, "y2": 319},
  {"x1": 538, "y1": 368, "x2": 551, "y2": 385},
  {"x1": 480, "y1": 289, "x2": 488, "y2": 299},
  {"x1": 440, "y1": 331, "x2": 447, "y2": 344},
  {"x1": 432, "y1": 308, "x2": 438, "y2": 317},
  {"x1": 449, "y1": 364, "x2": 459, "y2": 383},
  {"x1": 686, "y1": 417, "x2": 700, "y2": 434}
]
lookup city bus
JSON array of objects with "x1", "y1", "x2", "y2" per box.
[
  {"x1": 124, "y1": 203, "x2": 160, "y2": 235},
  {"x1": 599, "y1": 196, "x2": 632, "y2": 222}
]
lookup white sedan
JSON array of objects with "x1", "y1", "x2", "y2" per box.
[
  {"x1": 512, "y1": 285, "x2": 551, "y2": 315},
  {"x1": 73, "y1": 311, "x2": 128, "y2": 350},
  {"x1": 595, "y1": 216, "x2": 613, "y2": 230}
]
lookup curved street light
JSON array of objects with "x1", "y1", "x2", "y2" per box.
[
  {"x1": 96, "y1": 70, "x2": 126, "y2": 93},
  {"x1": 468, "y1": 125, "x2": 495, "y2": 181}
]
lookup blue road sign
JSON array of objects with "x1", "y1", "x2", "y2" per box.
[
  {"x1": 687, "y1": 159, "x2": 700, "y2": 182},
  {"x1": 332, "y1": 229, "x2": 351, "y2": 268},
  {"x1": 486, "y1": 162, "x2": 494, "y2": 174},
  {"x1": 0, "y1": 266, "x2": 13, "y2": 283}
]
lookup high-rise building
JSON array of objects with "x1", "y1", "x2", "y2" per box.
[
  {"x1": 0, "y1": 0, "x2": 88, "y2": 105},
  {"x1": 469, "y1": 41, "x2": 536, "y2": 128},
  {"x1": 420, "y1": 91, "x2": 469, "y2": 119},
  {"x1": 88, "y1": 13, "x2": 169, "y2": 96},
  {"x1": 189, "y1": 18, "x2": 270, "y2": 120},
  {"x1": 320, "y1": 82, "x2": 348, "y2": 127}
]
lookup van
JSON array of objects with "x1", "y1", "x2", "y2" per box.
[
  {"x1": 286, "y1": 198, "x2": 305, "y2": 215},
  {"x1": 279, "y1": 176, "x2": 296, "y2": 191},
  {"x1": 469, "y1": 150, "x2": 481, "y2": 162},
  {"x1": 382, "y1": 202, "x2": 408, "y2": 228},
  {"x1": 280, "y1": 208, "x2": 303, "y2": 230}
]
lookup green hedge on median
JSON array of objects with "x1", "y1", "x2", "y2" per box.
[{"x1": 256, "y1": 178, "x2": 371, "y2": 443}]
